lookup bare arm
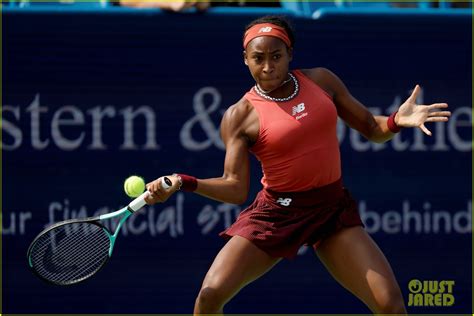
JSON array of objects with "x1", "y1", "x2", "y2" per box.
[
  {"x1": 145, "y1": 101, "x2": 252, "y2": 205},
  {"x1": 193, "y1": 103, "x2": 251, "y2": 204},
  {"x1": 305, "y1": 68, "x2": 450, "y2": 142}
]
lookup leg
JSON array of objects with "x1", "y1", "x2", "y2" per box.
[
  {"x1": 315, "y1": 226, "x2": 407, "y2": 315},
  {"x1": 194, "y1": 235, "x2": 281, "y2": 315}
]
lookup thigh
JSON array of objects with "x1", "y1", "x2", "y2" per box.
[
  {"x1": 200, "y1": 235, "x2": 281, "y2": 304},
  {"x1": 315, "y1": 226, "x2": 404, "y2": 312}
]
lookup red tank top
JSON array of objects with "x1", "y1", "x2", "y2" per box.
[{"x1": 245, "y1": 70, "x2": 341, "y2": 192}]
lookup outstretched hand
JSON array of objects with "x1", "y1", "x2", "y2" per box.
[{"x1": 396, "y1": 85, "x2": 451, "y2": 136}]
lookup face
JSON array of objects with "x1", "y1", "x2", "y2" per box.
[{"x1": 244, "y1": 36, "x2": 293, "y2": 92}]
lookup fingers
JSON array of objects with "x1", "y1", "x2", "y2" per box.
[
  {"x1": 408, "y1": 84, "x2": 421, "y2": 102},
  {"x1": 145, "y1": 177, "x2": 173, "y2": 204},
  {"x1": 428, "y1": 103, "x2": 449, "y2": 109},
  {"x1": 428, "y1": 110, "x2": 451, "y2": 116},
  {"x1": 419, "y1": 123, "x2": 432, "y2": 136},
  {"x1": 427, "y1": 104, "x2": 450, "y2": 122},
  {"x1": 425, "y1": 117, "x2": 449, "y2": 123},
  {"x1": 144, "y1": 190, "x2": 165, "y2": 205}
]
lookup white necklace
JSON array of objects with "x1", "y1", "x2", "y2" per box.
[{"x1": 254, "y1": 72, "x2": 299, "y2": 102}]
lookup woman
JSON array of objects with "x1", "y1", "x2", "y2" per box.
[{"x1": 145, "y1": 15, "x2": 450, "y2": 315}]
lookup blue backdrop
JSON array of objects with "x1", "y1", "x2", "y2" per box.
[{"x1": 3, "y1": 7, "x2": 472, "y2": 315}]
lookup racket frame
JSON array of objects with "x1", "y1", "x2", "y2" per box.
[
  {"x1": 26, "y1": 217, "x2": 111, "y2": 286},
  {"x1": 27, "y1": 177, "x2": 170, "y2": 285},
  {"x1": 26, "y1": 206, "x2": 135, "y2": 285}
]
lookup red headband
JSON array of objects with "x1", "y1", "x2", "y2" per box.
[{"x1": 243, "y1": 23, "x2": 291, "y2": 49}]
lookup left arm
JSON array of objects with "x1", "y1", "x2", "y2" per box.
[{"x1": 304, "y1": 68, "x2": 450, "y2": 142}]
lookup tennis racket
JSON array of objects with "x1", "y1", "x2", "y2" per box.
[{"x1": 27, "y1": 177, "x2": 172, "y2": 286}]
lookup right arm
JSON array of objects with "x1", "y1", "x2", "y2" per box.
[
  {"x1": 193, "y1": 102, "x2": 251, "y2": 204},
  {"x1": 146, "y1": 101, "x2": 252, "y2": 205}
]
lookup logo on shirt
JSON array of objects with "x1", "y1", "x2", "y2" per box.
[
  {"x1": 276, "y1": 197, "x2": 292, "y2": 206},
  {"x1": 292, "y1": 103, "x2": 308, "y2": 120},
  {"x1": 259, "y1": 27, "x2": 273, "y2": 33}
]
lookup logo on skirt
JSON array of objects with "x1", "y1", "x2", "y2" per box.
[{"x1": 276, "y1": 198, "x2": 292, "y2": 206}]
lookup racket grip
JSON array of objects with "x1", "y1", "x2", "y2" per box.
[
  {"x1": 161, "y1": 176, "x2": 172, "y2": 189},
  {"x1": 128, "y1": 177, "x2": 172, "y2": 212},
  {"x1": 128, "y1": 191, "x2": 149, "y2": 212}
]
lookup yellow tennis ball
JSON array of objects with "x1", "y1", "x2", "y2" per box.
[{"x1": 124, "y1": 175, "x2": 145, "y2": 198}]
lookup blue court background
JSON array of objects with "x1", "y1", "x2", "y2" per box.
[{"x1": 2, "y1": 7, "x2": 472, "y2": 315}]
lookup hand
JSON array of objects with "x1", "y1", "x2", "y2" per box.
[
  {"x1": 396, "y1": 85, "x2": 451, "y2": 136},
  {"x1": 144, "y1": 174, "x2": 181, "y2": 205}
]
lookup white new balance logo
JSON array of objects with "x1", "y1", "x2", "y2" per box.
[
  {"x1": 276, "y1": 197, "x2": 292, "y2": 206},
  {"x1": 292, "y1": 103, "x2": 305, "y2": 116},
  {"x1": 258, "y1": 27, "x2": 273, "y2": 33}
]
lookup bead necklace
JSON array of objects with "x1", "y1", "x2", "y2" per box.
[{"x1": 254, "y1": 72, "x2": 299, "y2": 102}]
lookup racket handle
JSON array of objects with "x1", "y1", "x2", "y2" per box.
[
  {"x1": 161, "y1": 176, "x2": 172, "y2": 189},
  {"x1": 128, "y1": 177, "x2": 172, "y2": 212},
  {"x1": 128, "y1": 191, "x2": 149, "y2": 212}
]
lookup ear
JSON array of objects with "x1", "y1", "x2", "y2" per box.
[
  {"x1": 243, "y1": 50, "x2": 248, "y2": 66},
  {"x1": 287, "y1": 47, "x2": 293, "y2": 62}
]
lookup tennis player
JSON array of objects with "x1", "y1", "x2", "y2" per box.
[{"x1": 145, "y1": 15, "x2": 450, "y2": 315}]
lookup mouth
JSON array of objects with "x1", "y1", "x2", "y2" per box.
[
  {"x1": 258, "y1": 78, "x2": 279, "y2": 87},
  {"x1": 257, "y1": 82, "x2": 278, "y2": 92},
  {"x1": 260, "y1": 77, "x2": 279, "y2": 82}
]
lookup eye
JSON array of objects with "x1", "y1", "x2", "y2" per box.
[
  {"x1": 252, "y1": 56, "x2": 262, "y2": 63},
  {"x1": 273, "y1": 54, "x2": 281, "y2": 60}
]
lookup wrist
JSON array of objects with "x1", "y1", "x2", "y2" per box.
[
  {"x1": 387, "y1": 111, "x2": 402, "y2": 133},
  {"x1": 173, "y1": 173, "x2": 198, "y2": 192}
]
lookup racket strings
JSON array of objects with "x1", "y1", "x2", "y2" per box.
[
  {"x1": 32, "y1": 225, "x2": 102, "y2": 258},
  {"x1": 29, "y1": 222, "x2": 110, "y2": 285}
]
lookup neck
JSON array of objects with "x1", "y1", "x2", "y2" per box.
[
  {"x1": 254, "y1": 72, "x2": 299, "y2": 102},
  {"x1": 257, "y1": 73, "x2": 292, "y2": 94}
]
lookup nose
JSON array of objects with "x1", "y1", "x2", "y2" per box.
[{"x1": 262, "y1": 60, "x2": 274, "y2": 74}]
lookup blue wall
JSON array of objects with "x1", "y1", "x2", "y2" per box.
[{"x1": 3, "y1": 8, "x2": 472, "y2": 315}]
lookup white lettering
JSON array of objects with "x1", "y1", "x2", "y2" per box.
[
  {"x1": 3, "y1": 88, "x2": 471, "y2": 153},
  {"x1": 432, "y1": 122, "x2": 449, "y2": 151},
  {"x1": 26, "y1": 94, "x2": 49, "y2": 150},
  {"x1": 448, "y1": 107, "x2": 472, "y2": 152},
  {"x1": 180, "y1": 87, "x2": 224, "y2": 151},
  {"x1": 197, "y1": 202, "x2": 241, "y2": 234},
  {"x1": 359, "y1": 200, "x2": 471, "y2": 234},
  {"x1": 87, "y1": 106, "x2": 116, "y2": 150},
  {"x1": 2, "y1": 212, "x2": 16, "y2": 235},
  {"x1": 359, "y1": 201, "x2": 381, "y2": 234},
  {"x1": 349, "y1": 107, "x2": 386, "y2": 152},
  {"x1": 453, "y1": 201, "x2": 471, "y2": 233},
  {"x1": 51, "y1": 106, "x2": 85, "y2": 151},
  {"x1": 382, "y1": 211, "x2": 401, "y2": 234},
  {"x1": 1, "y1": 105, "x2": 23, "y2": 150},
  {"x1": 5, "y1": 94, "x2": 162, "y2": 151},
  {"x1": 120, "y1": 106, "x2": 159, "y2": 150},
  {"x1": 19, "y1": 212, "x2": 33, "y2": 235}
]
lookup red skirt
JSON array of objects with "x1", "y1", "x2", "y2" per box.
[{"x1": 219, "y1": 179, "x2": 363, "y2": 259}]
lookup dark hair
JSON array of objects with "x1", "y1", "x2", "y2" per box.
[{"x1": 244, "y1": 15, "x2": 295, "y2": 48}]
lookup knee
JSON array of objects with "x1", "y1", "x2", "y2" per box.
[
  {"x1": 373, "y1": 288, "x2": 407, "y2": 315},
  {"x1": 194, "y1": 287, "x2": 225, "y2": 313}
]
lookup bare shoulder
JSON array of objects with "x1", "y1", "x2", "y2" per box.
[
  {"x1": 221, "y1": 97, "x2": 259, "y2": 145},
  {"x1": 300, "y1": 67, "x2": 344, "y2": 98},
  {"x1": 222, "y1": 98, "x2": 254, "y2": 131}
]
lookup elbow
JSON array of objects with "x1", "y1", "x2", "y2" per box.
[{"x1": 222, "y1": 176, "x2": 248, "y2": 204}]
